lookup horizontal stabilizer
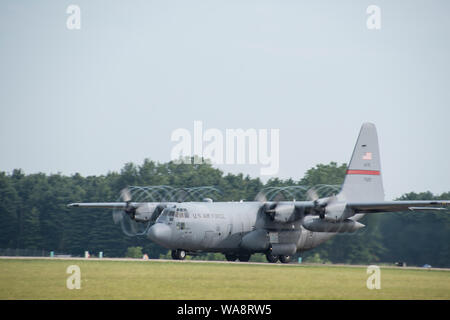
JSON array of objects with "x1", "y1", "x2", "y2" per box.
[{"x1": 347, "y1": 200, "x2": 450, "y2": 213}]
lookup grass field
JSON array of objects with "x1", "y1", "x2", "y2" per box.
[{"x1": 0, "y1": 258, "x2": 449, "y2": 299}]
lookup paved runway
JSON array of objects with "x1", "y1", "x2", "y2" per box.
[{"x1": 1, "y1": 256, "x2": 449, "y2": 271}]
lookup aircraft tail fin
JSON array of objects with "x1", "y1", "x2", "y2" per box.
[{"x1": 339, "y1": 123, "x2": 384, "y2": 202}]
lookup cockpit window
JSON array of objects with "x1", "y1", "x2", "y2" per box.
[{"x1": 156, "y1": 208, "x2": 172, "y2": 224}]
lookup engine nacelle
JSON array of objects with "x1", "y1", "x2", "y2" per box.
[
  {"x1": 134, "y1": 203, "x2": 157, "y2": 222},
  {"x1": 272, "y1": 203, "x2": 296, "y2": 223},
  {"x1": 302, "y1": 217, "x2": 365, "y2": 233},
  {"x1": 324, "y1": 202, "x2": 354, "y2": 222}
]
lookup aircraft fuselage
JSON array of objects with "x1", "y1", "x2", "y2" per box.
[{"x1": 147, "y1": 201, "x2": 334, "y2": 255}]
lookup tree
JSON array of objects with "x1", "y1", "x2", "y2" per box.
[
  {"x1": 0, "y1": 173, "x2": 20, "y2": 248},
  {"x1": 377, "y1": 192, "x2": 450, "y2": 267},
  {"x1": 126, "y1": 246, "x2": 143, "y2": 259},
  {"x1": 0, "y1": 160, "x2": 448, "y2": 267},
  {"x1": 21, "y1": 207, "x2": 42, "y2": 249},
  {"x1": 299, "y1": 162, "x2": 347, "y2": 187}
]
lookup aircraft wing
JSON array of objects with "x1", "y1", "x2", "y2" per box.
[
  {"x1": 347, "y1": 200, "x2": 450, "y2": 213},
  {"x1": 67, "y1": 202, "x2": 131, "y2": 209},
  {"x1": 292, "y1": 201, "x2": 316, "y2": 211}
]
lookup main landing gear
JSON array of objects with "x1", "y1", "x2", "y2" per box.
[
  {"x1": 225, "y1": 252, "x2": 291, "y2": 263},
  {"x1": 237, "y1": 253, "x2": 251, "y2": 262},
  {"x1": 171, "y1": 249, "x2": 186, "y2": 260},
  {"x1": 266, "y1": 252, "x2": 291, "y2": 264},
  {"x1": 224, "y1": 253, "x2": 252, "y2": 262},
  {"x1": 225, "y1": 253, "x2": 237, "y2": 261}
]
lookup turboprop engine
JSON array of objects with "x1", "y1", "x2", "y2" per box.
[
  {"x1": 303, "y1": 191, "x2": 363, "y2": 232},
  {"x1": 112, "y1": 188, "x2": 167, "y2": 236},
  {"x1": 133, "y1": 203, "x2": 158, "y2": 222},
  {"x1": 302, "y1": 216, "x2": 365, "y2": 233},
  {"x1": 307, "y1": 191, "x2": 354, "y2": 222},
  {"x1": 266, "y1": 203, "x2": 297, "y2": 223},
  {"x1": 323, "y1": 200, "x2": 354, "y2": 222}
]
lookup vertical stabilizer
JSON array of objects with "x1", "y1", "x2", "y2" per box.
[{"x1": 339, "y1": 123, "x2": 384, "y2": 202}]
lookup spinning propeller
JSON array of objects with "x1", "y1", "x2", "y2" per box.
[
  {"x1": 306, "y1": 187, "x2": 348, "y2": 221},
  {"x1": 255, "y1": 192, "x2": 297, "y2": 223},
  {"x1": 112, "y1": 188, "x2": 162, "y2": 236},
  {"x1": 256, "y1": 185, "x2": 349, "y2": 222}
]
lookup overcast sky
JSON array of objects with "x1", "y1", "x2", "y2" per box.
[{"x1": 1, "y1": 0, "x2": 449, "y2": 200}]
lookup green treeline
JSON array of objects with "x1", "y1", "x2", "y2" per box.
[{"x1": 0, "y1": 159, "x2": 449, "y2": 267}]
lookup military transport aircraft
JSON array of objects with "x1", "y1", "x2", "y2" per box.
[{"x1": 68, "y1": 123, "x2": 450, "y2": 263}]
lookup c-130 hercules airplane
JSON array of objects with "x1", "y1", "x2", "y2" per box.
[{"x1": 68, "y1": 123, "x2": 450, "y2": 263}]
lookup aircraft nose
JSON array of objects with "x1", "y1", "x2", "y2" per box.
[{"x1": 147, "y1": 223, "x2": 172, "y2": 245}]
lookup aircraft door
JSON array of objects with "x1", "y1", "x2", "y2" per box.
[{"x1": 226, "y1": 224, "x2": 232, "y2": 236}]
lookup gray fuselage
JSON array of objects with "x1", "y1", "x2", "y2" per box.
[{"x1": 147, "y1": 201, "x2": 338, "y2": 254}]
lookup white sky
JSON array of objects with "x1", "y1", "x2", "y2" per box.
[{"x1": 1, "y1": 0, "x2": 449, "y2": 200}]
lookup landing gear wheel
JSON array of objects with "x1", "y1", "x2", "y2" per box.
[
  {"x1": 178, "y1": 250, "x2": 186, "y2": 260},
  {"x1": 279, "y1": 255, "x2": 291, "y2": 263},
  {"x1": 172, "y1": 249, "x2": 186, "y2": 260},
  {"x1": 237, "y1": 254, "x2": 251, "y2": 262},
  {"x1": 225, "y1": 253, "x2": 237, "y2": 261},
  {"x1": 266, "y1": 252, "x2": 279, "y2": 263}
]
